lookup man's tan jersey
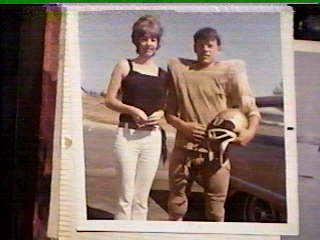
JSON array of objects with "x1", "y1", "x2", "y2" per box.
[{"x1": 166, "y1": 57, "x2": 261, "y2": 152}]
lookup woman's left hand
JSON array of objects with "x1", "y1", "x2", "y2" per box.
[{"x1": 144, "y1": 110, "x2": 164, "y2": 126}]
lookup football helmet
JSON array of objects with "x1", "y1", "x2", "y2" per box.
[{"x1": 206, "y1": 108, "x2": 248, "y2": 166}]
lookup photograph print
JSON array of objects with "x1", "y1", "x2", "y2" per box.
[{"x1": 66, "y1": 5, "x2": 298, "y2": 235}]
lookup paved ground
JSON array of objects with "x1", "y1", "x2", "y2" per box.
[{"x1": 83, "y1": 119, "x2": 320, "y2": 239}]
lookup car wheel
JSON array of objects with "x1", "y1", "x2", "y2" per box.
[
  {"x1": 245, "y1": 196, "x2": 279, "y2": 223},
  {"x1": 226, "y1": 193, "x2": 280, "y2": 223}
]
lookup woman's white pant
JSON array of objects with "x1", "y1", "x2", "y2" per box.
[{"x1": 113, "y1": 126, "x2": 162, "y2": 220}]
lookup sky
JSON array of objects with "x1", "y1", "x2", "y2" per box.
[{"x1": 78, "y1": 10, "x2": 282, "y2": 97}]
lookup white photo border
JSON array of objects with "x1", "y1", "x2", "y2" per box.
[{"x1": 60, "y1": 5, "x2": 299, "y2": 236}]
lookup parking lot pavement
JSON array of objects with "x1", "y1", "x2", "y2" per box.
[{"x1": 283, "y1": 143, "x2": 320, "y2": 240}]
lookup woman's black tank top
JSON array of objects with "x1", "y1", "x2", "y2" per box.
[{"x1": 119, "y1": 59, "x2": 167, "y2": 123}]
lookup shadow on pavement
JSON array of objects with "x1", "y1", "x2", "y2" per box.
[
  {"x1": 150, "y1": 190, "x2": 207, "y2": 221},
  {"x1": 87, "y1": 206, "x2": 114, "y2": 220},
  {"x1": 86, "y1": 191, "x2": 208, "y2": 221},
  {"x1": 86, "y1": 192, "x2": 243, "y2": 222}
]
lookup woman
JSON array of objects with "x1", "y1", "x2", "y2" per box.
[{"x1": 105, "y1": 15, "x2": 167, "y2": 220}]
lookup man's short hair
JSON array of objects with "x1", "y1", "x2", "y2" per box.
[{"x1": 193, "y1": 27, "x2": 221, "y2": 46}]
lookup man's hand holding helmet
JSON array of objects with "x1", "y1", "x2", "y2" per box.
[
  {"x1": 181, "y1": 122, "x2": 207, "y2": 143},
  {"x1": 236, "y1": 128, "x2": 256, "y2": 146}
]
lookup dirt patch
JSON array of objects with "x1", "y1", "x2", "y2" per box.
[
  {"x1": 82, "y1": 93, "x2": 119, "y2": 125},
  {"x1": 82, "y1": 93, "x2": 176, "y2": 134}
]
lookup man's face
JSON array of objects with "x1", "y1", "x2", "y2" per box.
[{"x1": 194, "y1": 39, "x2": 220, "y2": 65}]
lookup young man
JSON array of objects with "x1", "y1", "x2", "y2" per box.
[{"x1": 165, "y1": 27, "x2": 261, "y2": 221}]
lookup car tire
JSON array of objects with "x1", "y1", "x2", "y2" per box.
[
  {"x1": 245, "y1": 196, "x2": 280, "y2": 223},
  {"x1": 226, "y1": 193, "x2": 280, "y2": 223}
]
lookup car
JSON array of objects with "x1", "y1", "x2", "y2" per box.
[{"x1": 225, "y1": 96, "x2": 286, "y2": 223}]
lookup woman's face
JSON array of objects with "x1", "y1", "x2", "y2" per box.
[{"x1": 137, "y1": 35, "x2": 159, "y2": 57}]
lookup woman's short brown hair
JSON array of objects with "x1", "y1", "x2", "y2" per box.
[{"x1": 131, "y1": 15, "x2": 163, "y2": 53}]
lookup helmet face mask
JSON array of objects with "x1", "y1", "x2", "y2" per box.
[
  {"x1": 208, "y1": 127, "x2": 237, "y2": 142},
  {"x1": 206, "y1": 109, "x2": 248, "y2": 165}
]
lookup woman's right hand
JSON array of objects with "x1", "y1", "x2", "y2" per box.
[
  {"x1": 144, "y1": 110, "x2": 164, "y2": 126},
  {"x1": 130, "y1": 107, "x2": 149, "y2": 127}
]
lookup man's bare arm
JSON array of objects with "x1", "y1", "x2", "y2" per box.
[{"x1": 237, "y1": 114, "x2": 260, "y2": 146}]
